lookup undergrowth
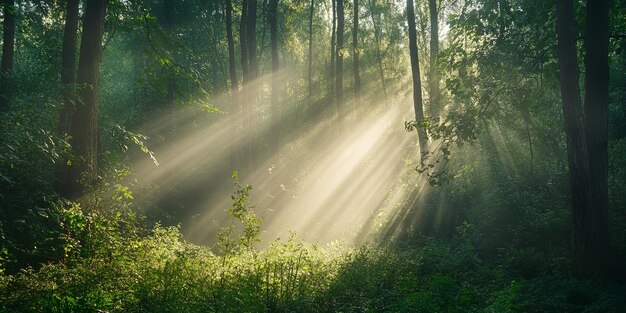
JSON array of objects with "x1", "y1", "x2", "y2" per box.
[{"x1": 1, "y1": 175, "x2": 624, "y2": 312}]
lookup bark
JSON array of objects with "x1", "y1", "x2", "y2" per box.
[
  {"x1": 162, "y1": 0, "x2": 176, "y2": 108},
  {"x1": 55, "y1": 0, "x2": 80, "y2": 198},
  {"x1": 308, "y1": 0, "x2": 314, "y2": 98},
  {"x1": 226, "y1": 0, "x2": 238, "y2": 92},
  {"x1": 246, "y1": 0, "x2": 258, "y2": 81},
  {"x1": 336, "y1": 0, "x2": 344, "y2": 104},
  {"x1": 352, "y1": 0, "x2": 360, "y2": 94},
  {"x1": 0, "y1": 0, "x2": 15, "y2": 111},
  {"x1": 240, "y1": 0, "x2": 249, "y2": 82},
  {"x1": 66, "y1": 0, "x2": 107, "y2": 199},
  {"x1": 269, "y1": 0, "x2": 279, "y2": 152},
  {"x1": 369, "y1": 0, "x2": 386, "y2": 99},
  {"x1": 226, "y1": 0, "x2": 240, "y2": 170},
  {"x1": 407, "y1": 0, "x2": 427, "y2": 160},
  {"x1": 330, "y1": 0, "x2": 336, "y2": 98},
  {"x1": 428, "y1": 0, "x2": 439, "y2": 120},
  {"x1": 245, "y1": 0, "x2": 258, "y2": 169},
  {"x1": 556, "y1": 0, "x2": 610, "y2": 278},
  {"x1": 582, "y1": 0, "x2": 611, "y2": 277}
]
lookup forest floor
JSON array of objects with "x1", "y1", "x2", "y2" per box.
[{"x1": 1, "y1": 220, "x2": 625, "y2": 312}]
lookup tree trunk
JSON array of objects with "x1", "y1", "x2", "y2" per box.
[
  {"x1": 246, "y1": 0, "x2": 258, "y2": 81},
  {"x1": 226, "y1": 0, "x2": 238, "y2": 92},
  {"x1": 336, "y1": 0, "x2": 344, "y2": 105},
  {"x1": 67, "y1": 0, "x2": 107, "y2": 199},
  {"x1": 407, "y1": 0, "x2": 427, "y2": 161},
  {"x1": 226, "y1": 0, "x2": 240, "y2": 171},
  {"x1": 240, "y1": 0, "x2": 249, "y2": 82},
  {"x1": 428, "y1": 0, "x2": 439, "y2": 120},
  {"x1": 352, "y1": 0, "x2": 360, "y2": 95},
  {"x1": 269, "y1": 0, "x2": 279, "y2": 152},
  {"x1": 556, "y1": 0, "x2": 610, "y2": 278},
  {"x1": 582, "y1": 0, "x2": 611, "y2": 277},
  {"x1": 245, "y1": 0, "x2": 258, "y2": 169},
  {"x1": 308, "y1": 0, "x2": 314, "y2": 98},
  {"x1": 55, "y1": 0, "x2": 80, "y2": 198},
  {"x1": 330, "y1": 0, "x2": 336, "y2": 99},
  {"x1": 0, "y1": 0, "x2": 15, "y2": 111},
  {"x1": 369, "y1": 0, "x2": 386, "y2": 99}
]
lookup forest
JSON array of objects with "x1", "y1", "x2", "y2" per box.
[{"x1": 0, "y1": 0, "x2": 625, "y2": 311}]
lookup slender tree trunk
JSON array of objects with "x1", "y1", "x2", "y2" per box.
[
  {"x1": 521, "y1": 101, "x2": 534, "y2": 179},
  {"x1": 67, "y1": 0, "x2": 107, "y2": 199},
  {"x1": 428, "y1": 0, "x2": 439, "y2": 120},
  {"x1": 352, "y1": 0, "x2": 360, "y2": 95},
  {"x1": 246, "y1": 0, "x2": 258, "y2": 81},
  {"x1": 336, "y1": 0, "x2": 344, "y2": 105},
  {"x1": 369, "y1": 0, "x2": 386, "y2": 99},
  {"x1": 226, "y1": 0, "x2": 240, "y2": 170},
  {"x1": 55, "y1": 0, "x2": 80, "y2": 198},
  {"x1": 330, "y1": 0, "x2": 336, "y2": 98},
  {"x1": 308, "y1": 0, "x2": 314, "y2": 98},
  {"x1": 246, "y1": 0, "x2": 258, "y2": 168},
  {"x1": 269, "y1": 0, "x2": 279, "y2": 152},
  {"x1": 226, "y1": 0, "x2": 238, "y2": 92},
  {"x1": 161, "y1": 0, "x2": 177, "y2": 135},
  {"x1": 407, "y1": 0, "x2": 427, "y2": 161},
  {"x1": 0, "y1": 0, "x2": 15, "y2": 111},
  {"x1": 240, "y1": 0, "x2": 249, "y2": 82},
  {"x1": 582, "y1": 0, "x2": 610, "y2": 277}
]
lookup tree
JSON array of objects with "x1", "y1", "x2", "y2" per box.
[
  {"x1": 556, "y1": 0, "x2": 610, "y2": 277},
  {"x1": 368, "y1": 0, "x2": 386, "y2": 99},
  {"x1": 55, "y1": 0, "x2": 80, "y2": 198},
  {"x1": 582, "y1": 0, "x2": 610, "y2": 277},
  {"x1": 307, "y1": 0, "x2": 314, "y2": 98},
  {"x1": 226, "y1": 0, "x2": 238, "y2": 93},
  {"x1": 240, "y1": 0, "x2": 249, "y2": 82},
  {"x1": 244, "y1": 0, "x2": 257, "y2": 168},
  {"x1": 246, "y1": 0, "x2": 258, "y2": 82},
  {"x1": 269, "y1": 0, "x2": 279, "y2": 152},
  {"x1": 428, "y1": 0, "x2": 439, "y2": 120},
  {"x1": 352, "y1": 0, "x2": 360, "y2": 95},
  {"x1": 336, "y1": 0, "x2": 344, "y2": 104},
  {"x1": 0, "y1": 0, "x2": 15, "y2": 111},
  {"x1": 66, "y1": 0, "x2": 107, "y2": 199},
  {"x1": 407, "y1": 0, "x2": 427, "y2": 160},
  {"x1": 161, "y1": 0, "x2": 176, "y2": 110},
  {"x1": 226, "y1": 0, "x2": 240, "y2": 170},
  {"x1": 330, "y1": 0, "x2": 336, "y2": 98}
]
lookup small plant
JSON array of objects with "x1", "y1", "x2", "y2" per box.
[{"x1": 217, "y1": 171, "x2": 262, "y2": 255}]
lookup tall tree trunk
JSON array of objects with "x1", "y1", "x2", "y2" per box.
[
  {"x1": 162, "y1": 0, "x2": 177, "y2": 135},
  {"x1": 336, "y1": 0, "x2": 344, "y2": 105},
  {"x1": 226, "y1": 0, "x2": 240, "y2": 170},
  {"x1": 240, "y1": 0, "x2": 249, "y2": 82},
  {"x1": 307, "y1": 0, "x2": 314, "y2": 98},
  {"x1": 352, "y1": 0, "x2": 360, "y2": 95},
  {"x1": 67, "y1": 0, "x2": 107, "y2": 199},
  {"x1": 428, "y1": 0, "x2": 439, "y2": 120},
  {"x1": 407, "y1": 0, "x2": 427, "y2": 161},
  {"x1": 269, "y1": 0, "x2": 279, "y2": 152},
  {"x1": 226, "y1": 0, "x2": 238, "y2": 93},
  {"x1": 330, "y1": 0, "x2": 336, "y2": 98},
  {"x1": 55, "y1": 0, "x2": 80, "y2": 198},
  {"x1": 369, "y1": 0, "x2": 386, "y2": 99},
  {"x1": 582, "y1": 0, "x2": 610, "y2": 277},
  {"x1": 0, "y1": 0, "x2": 15, "y2": 111},
  {"x1": 245, "y1": 0, "x2": 258, "y2": 169},
  {"x1": 556, "y1": 0, "x2": 610, "y2": 278},
  {"x1": 246, "y1": 0, "x2": 258, "y2": 81}
]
